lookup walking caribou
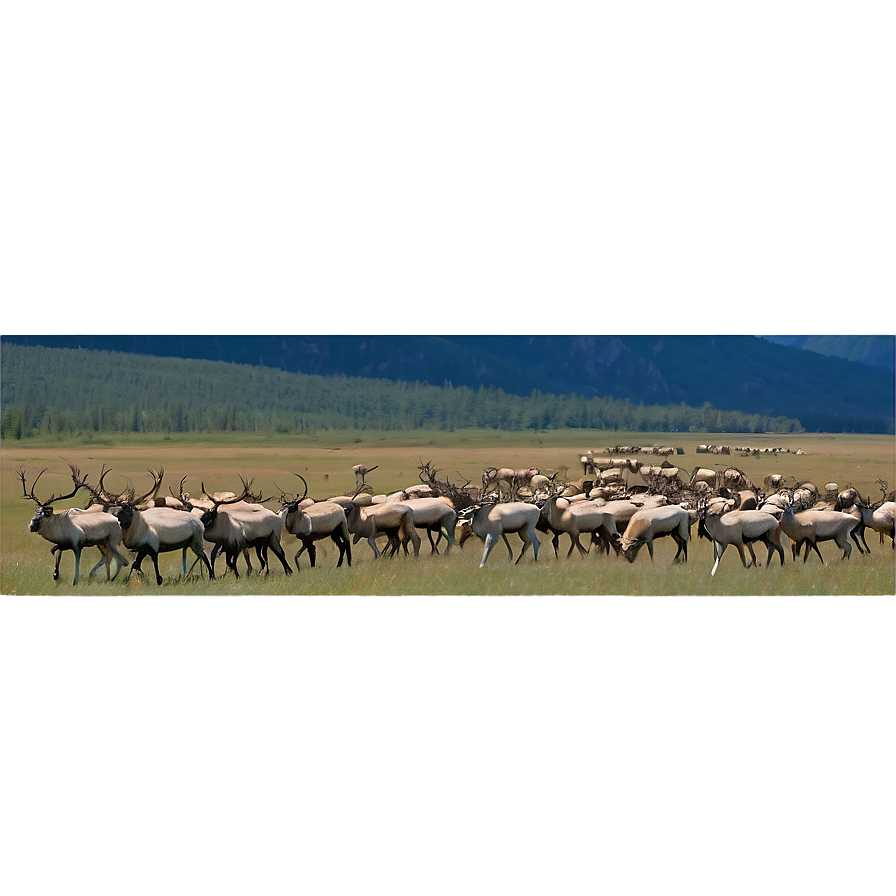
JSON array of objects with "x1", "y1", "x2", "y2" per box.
[
  {"x1": 462, "y1": 501, "x2": 541, "y2": 568},
  {"x1": 85, "y1": 469, "x2": 215, "y2": 585},
  {"x1": 279, "y1": 475, "x2": 352, "y2": 569},
  {"x1": 18, "y1": 464, "x2": 129, "y2": 585}
]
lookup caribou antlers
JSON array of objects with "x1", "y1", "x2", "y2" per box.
[
  {"x1": 201, "y1": 475, "x2": 253, "y2": 508},
  {"x1": 129, "y1": 468, "x2": 165, "y2": 507},
  {"x1": 16, "y1": 467, "x2": 43, "y2": 504},
  {"x1": 169, "y1": 474, "x2": 191, "y2": 507},
  {"x1": 274, "y1": 473, "x2": 311, "y2": 507},
  {"x1": 418, "y1": 459, "x2": 439, "y2": 484},
  {"x1": 81, "y1": 463, "x2": 140, "y2": 507},
  {"x1": 17, "y1": 463, "x2": 86, "y2": 507}
]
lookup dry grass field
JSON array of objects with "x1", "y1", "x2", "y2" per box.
[{"x1": 3, "y1": 428, "x2": 893, "y2": 595}]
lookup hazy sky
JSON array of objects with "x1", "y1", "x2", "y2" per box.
[{"x1": 4, "y1": 6, "x2": 893, "y2": 340}]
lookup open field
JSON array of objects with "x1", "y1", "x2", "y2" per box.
[{"x1": 3, "y1": 429, "x2": 894, "y2": 595}]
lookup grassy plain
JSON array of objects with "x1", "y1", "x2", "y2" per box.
[{"x1": 2, "y1": 428, "x2": 894, "y2": 595}]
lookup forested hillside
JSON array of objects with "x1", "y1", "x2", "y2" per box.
[
  {"x1": 1, "y1": 344, "x2": 803, "y2": 440},
  {"x1": 4, "y1": 334, "x2": 893, "y2": 432}
]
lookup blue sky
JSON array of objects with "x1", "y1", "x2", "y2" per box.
[{"x1": 4, "y1": 7, "x2": 893, "y2": 341}]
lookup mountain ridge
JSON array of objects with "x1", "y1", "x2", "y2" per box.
[{"x1": 759, "y1": 335, "x2": 895, "y2": 370}]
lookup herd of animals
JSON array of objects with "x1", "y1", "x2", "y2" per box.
[{"x1": 14, "y1": 455, "x2": 896, "y2": 586}]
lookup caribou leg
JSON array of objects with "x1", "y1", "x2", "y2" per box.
[
  {"x1": 568, "y1": 532, "x2": 587, "y2": 559},
  {"x1": 125, "y1": 549, "x2": 163, "y2": 585},
  {"x1": 224, "y1": 547, "x2": 241, "y2": 578},
  {"x1": 502, "y1": 534, "x2": 514, "y2": 561},
  {"x1": 294, "y1": 541, "x2": 310, "y2": 569},
  {"x1": 253, "y1": 543, "x2": 268, "y2": 574},
  {"x1": 764, "y1": 534, "x2": 785, "y2": 567},
  {"x1": 671, "y1": 534, "x2": 687, "y2": 563},
  {"x1": 590, "y1": 530, "x2": 613, "y2": 556},
  {"x1": 603, "y1": 526, "x2": 622, "y2": 556},
  {"x1": 190, "y1": 547, "x2": 215, "y2": 580},
  {"x1": 267, "y1": 541, "x2": 293, "y2": 575},
  {"x1": 88, "y1": 544, "x2": 118, "y2": 580},
  {"x1": 52, "y1": 545, "x2": 65, "y2": 581},
  {"x1": 202, "y1": 549, "x2": 215, "y2": 579},
  {"x1": 480, "y1": 533, "x2": 498, "y2": 568},
  {"x1": 514, "y1": 525, "x2": 539, "y2": 564},
  {"x1": 148, "y1": 550, "x2": 163, "y2": 585},
  {"x1": 210, "y1": 543, "x2": 222, "y2": 573},
  {"x1": 802, "y1": 540, "x2": 826, "y2": 565},
  {"x1": 125, "y1": 551, "x2": 146, "y2": 583},
  {"x1": 386, "y1": 531, "x2": 402, "y2": 557},
  {"x1": 334, "y1": 532, "x2": 351, "y2": 567},
  {"x1": 88, "y1": 550, "x2": 110, "y2": 579},
  {"x1": 710, "y1": 541, "x2": 726, "y2": 576},
  {"x1": 71, "y1": 547, "x2": 82, "y2": 585}
]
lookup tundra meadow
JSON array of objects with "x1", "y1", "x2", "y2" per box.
[{"x1": 3, "y1": 428, "x2": 893, "y2": 595}]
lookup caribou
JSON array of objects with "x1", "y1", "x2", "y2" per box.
[
  {"x1": 394, "y1": 496, "x2": 458, "y2": 555},
  {"x1": 18, "y1": 465, "x2": 129, "y2": 585},
  {"x1": 86, "y1": 468, "x2": 215, "y2": 584},
  {"x1": 329, "y1": 491, "x2": 421, "y2": 559},
  {"x1": 461, "y1": 500, "x2": 541, "y2": 568},
  {"x1": 779, "y1": 503, "x2": 859, "y2": 564},
  {"x1": 619, "y1": 504, "x2": 691, "y2": 563},
  {"x1": 538, "y1": 495, "x2": 620, "y2": 559},
  {"x1": 279, "y1": 475, "x2": 352, "y2": 570},
  {"x1": 697, "y1": 496, "x2": 785, "y2": 575},
  {"x1": 199, "y1": 480, "x2": 294, "y2": 577}
]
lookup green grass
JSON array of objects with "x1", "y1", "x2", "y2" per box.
[
  {"x1": 3, "y1": 429, "x2": 894, "y2": 595},
  {"x1": 4, "y1": 533, "x2": 892, "y2": 596}
]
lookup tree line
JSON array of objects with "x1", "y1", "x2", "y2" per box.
[{"x1": 0, "y1": 343, "x2": 804, "y2": 440}]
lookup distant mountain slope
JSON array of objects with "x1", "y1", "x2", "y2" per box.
[
  {"x1": 2, "y1": 334, "x2": 894, "y2": 432},
  {"x1": 0, "y1": 343, "x2": 804, "y2": 438},
  {"x1": 760, "y1": 335, "x2": 895, "y2": 370}
]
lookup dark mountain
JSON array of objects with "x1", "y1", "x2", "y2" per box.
[
  {"x1": 760, "y1": 335, "x2": 895, "y2": 370},
  {"x1": 2, "y1": 334, "x2": 894, "y2": 432}
]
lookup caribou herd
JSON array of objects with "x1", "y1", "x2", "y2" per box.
[{"x1": 16, "y1": 454, "x2": 896, "y2": 584}]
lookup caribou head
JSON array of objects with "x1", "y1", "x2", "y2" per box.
[
  {"x1": 198, "y1": 477, "x2": 253, "y2": 529},
  {"x1": 277, "y1": 474, "x2": 309, "y2": 514},
  {"x1": 17, "y1": 464, "x2": 86, "y2": 530},
  {"x1": 81, "y1": 466, "x2": 164, "y2": 530}
]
